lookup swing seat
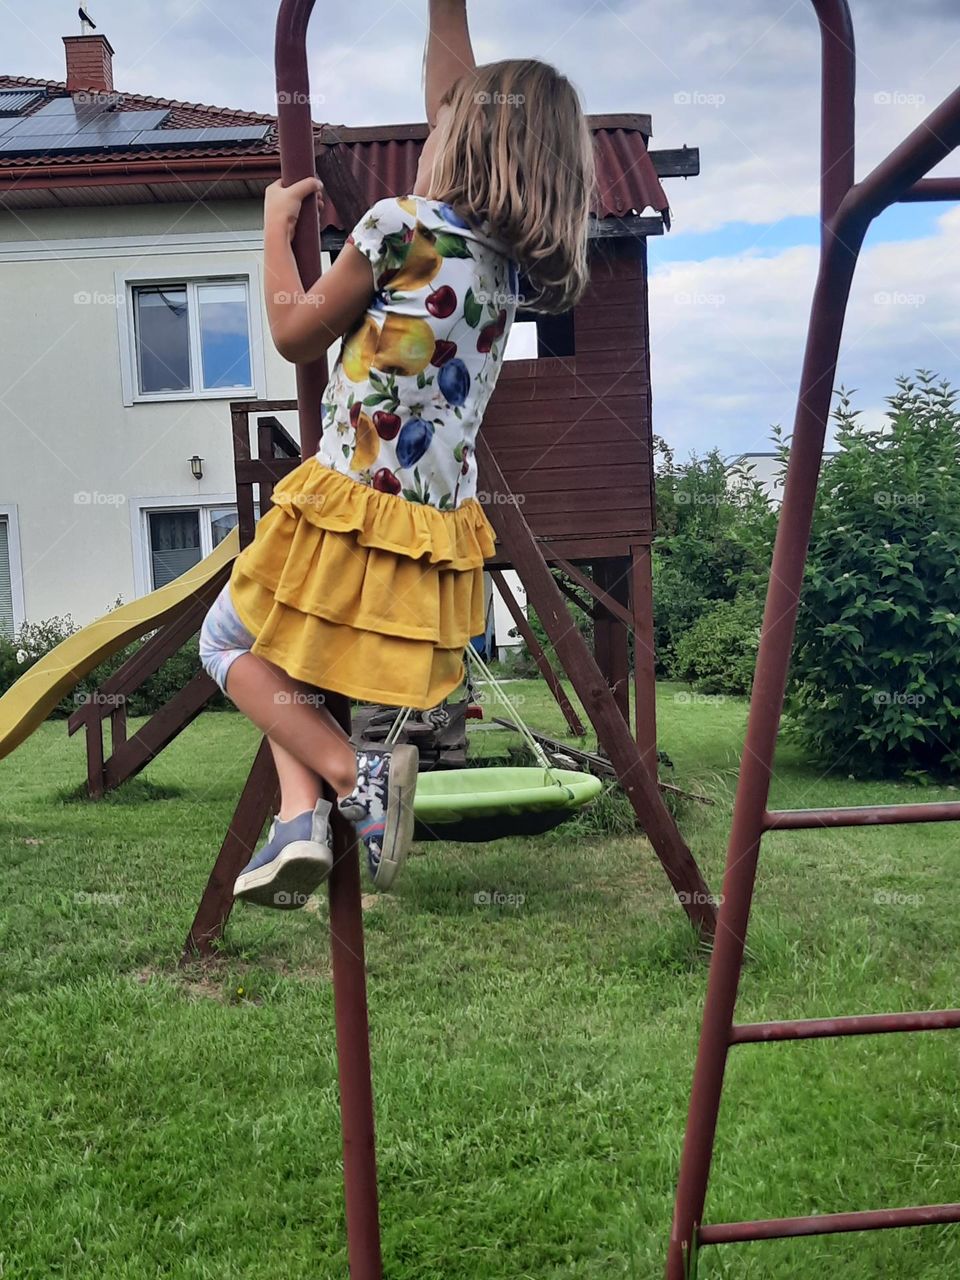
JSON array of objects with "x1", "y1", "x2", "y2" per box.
[{"x1": 413, "y1": 767, "x2": 603, "y2": 842}]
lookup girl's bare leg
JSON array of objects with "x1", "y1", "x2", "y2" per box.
[
  {"x1": 226, "y1": 652, "x2": 358, "y2": 801},
  {"x1": 268, "y1": 739, "x2": 322, "y2": 821}
]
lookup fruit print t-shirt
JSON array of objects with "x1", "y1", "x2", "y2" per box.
[{"x1": 318, "y1": 195, "x2": 519, "y2": 512}]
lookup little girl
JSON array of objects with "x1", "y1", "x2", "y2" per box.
[{"x1": 199, "y1": 0, "x2": 595, "y2": 907}]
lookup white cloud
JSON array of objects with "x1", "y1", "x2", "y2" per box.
[{"x1": 651, "y1": 206, "x2": 960, "y2": 456}]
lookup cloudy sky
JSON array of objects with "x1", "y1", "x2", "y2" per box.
[{"x1": 6, "y1": 0, "x2": 960, "y2": 458}]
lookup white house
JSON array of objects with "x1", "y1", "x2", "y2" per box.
[{"x1": 0, "y1": 25, "x2": 529, "y2": 653}]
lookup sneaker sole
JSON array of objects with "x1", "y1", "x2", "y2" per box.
[
  {"x1": 372, "y1": 744, "x2": 419, "y2": 891},
  {"x1": 233, "y1": 841, "x2": 334, "y2": 910}
]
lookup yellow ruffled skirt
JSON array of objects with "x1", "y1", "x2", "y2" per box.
[{"x1": 228, "y1": 459, "x2": 496, "y2": 709}]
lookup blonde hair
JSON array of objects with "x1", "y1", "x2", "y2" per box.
[{"x1": 428, "y1": 59, "x2": 596, "y2": 314}]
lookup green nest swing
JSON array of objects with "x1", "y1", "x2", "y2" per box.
[{"x1": 382, "y1": 645, "x2": 604, "y2": 843}]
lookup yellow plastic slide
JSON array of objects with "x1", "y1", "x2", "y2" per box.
[{"x1": 0, "y1": 529, "x2": 240, "y2": 761}]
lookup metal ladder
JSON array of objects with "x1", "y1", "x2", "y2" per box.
[{"x1": 666, "y1": 2, "x2": 960, "y2": 1275}]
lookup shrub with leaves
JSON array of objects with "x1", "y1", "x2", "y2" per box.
[
  {"x1": 673, "y1": 594, "x2": 762, "y2": 695},
  {"x1": 787, "y1": 372, "x2": 960, "y2": 777},
  {"x1": 654, "y1": 438, "x2": 775, "y2": 680}
]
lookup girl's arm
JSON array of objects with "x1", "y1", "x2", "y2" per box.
[
  {"x1": 425, "y1": 0, "x2": 476, "y2": 127},
  {"x1": 263, "y1": 177, "x2": 375, "y2": 365}
]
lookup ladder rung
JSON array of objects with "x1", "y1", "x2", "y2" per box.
[
  {"x1": 764, "y1": 801, "x2": 960, "y2": 830},
  {"x1": 731, "y1": 1009, "x2": 960, "y2": 1044},
  {"x1": 699, "y1": 1202, "x2": 960, "y2": 1245}
]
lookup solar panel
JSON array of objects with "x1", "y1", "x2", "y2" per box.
[
  {"x1": 0, "y1": 133, "x2": 104, "y2": 155},
  {"x1": 73, "y1": 109, "x2": 171, "y2": 137},
  {"x1": 0, "y1": 88, "x2": 46, "y2": 115},
  {"x1": 0, "y1": 96, "x2": 268, "y2": 157},
  {"x1": 0, "y1": 101, "x2": 173, "y2": 155},
  {"x1": 132, "y1": 125, "x2": 272, "y2": 147}
]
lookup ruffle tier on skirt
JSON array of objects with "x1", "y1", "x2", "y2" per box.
[{"x1": 228, "y1": 459, "x2": 496, "y2": 709}]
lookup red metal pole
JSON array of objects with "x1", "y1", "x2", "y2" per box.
[
  {"x1": 665, "y1": 3, "x2": 860, "y2": 1273},
  {"x1": 275, "y1": 4, "x2": 383, "y2": 1276},
  {"x1": 666, "y1": 4, "x2": 960, "y2": 1273}
]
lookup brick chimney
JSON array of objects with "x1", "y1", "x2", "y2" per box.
[{"x1": 63, "y1": 34, "x2": 115, "y2": 94}]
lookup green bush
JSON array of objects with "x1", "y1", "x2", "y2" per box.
[
  {"x1": 672, "y1": 595, "x2": 762, "y2": 695},
  {"x1": 787, "y1": 372, "x2": 960, "y2": 777},
  {"x1": 653, "y1": 440, "x2": 775, "y2": 675},
  {"x1": 1, "y1": 606, "x2": 226, "y2": 720},
  {"x1": 0, "y1": 633, "x2": 21, "y2": 696}
]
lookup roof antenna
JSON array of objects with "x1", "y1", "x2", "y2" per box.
[{"x1": 78, "y1": 5, "x2": 96, "y2": 33}]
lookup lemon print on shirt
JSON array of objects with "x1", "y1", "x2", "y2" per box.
[
  {"x1": 342, "y1": 314, "x2": 435, "y2": 382},
  {"x1": 386, "y1": 228, "x2": 442, "y2": 294},
  {"x1": 351, "y1": 411, "x2": 379, "y2": 470}
]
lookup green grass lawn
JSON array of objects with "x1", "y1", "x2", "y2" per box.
[{"x1": 2, "y1": 680, "x2": 960, "y2": 1278}]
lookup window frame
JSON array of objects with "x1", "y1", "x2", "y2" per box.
[
  {"x1": 129, "y1": 494, "x2": 246, "y2": 596},
  {"x1": 0, "y1": 504, "x2": 26, "y2": 638},
  {"x1": 116, "y1": 266, "x2": 267, "y2": 406}
]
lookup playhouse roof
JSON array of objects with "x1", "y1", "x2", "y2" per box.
[{"x1": 0, "y1": 75, "x2": 676, "y2": 226}]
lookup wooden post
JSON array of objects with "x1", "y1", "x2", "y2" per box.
[
  {"x1": 182, "y1": 737, "x2": 279, "y2": 959},
  {"x1": 593, "y1": 558, "x2": 631, "y2": 726},
  {"x1": 82, "y1": 703, "x2": 105, "y2": 799},
  {"x1": 631, "y1": 543, "x2": 659, "y2": 781}
]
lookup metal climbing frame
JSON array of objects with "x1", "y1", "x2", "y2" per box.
[{"x1": 666, "y1": 2, "x2": 960, "y2": 1275}]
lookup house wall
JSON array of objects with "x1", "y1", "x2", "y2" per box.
[{"x1": 0, "y1": 200, "x2": 320, "y2": 627}]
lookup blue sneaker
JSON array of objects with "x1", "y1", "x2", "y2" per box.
[
  {"x1": 233, "y1": 799, "x2": 333, "y2": 909},
  {"x1": 338, "y1": 745, "x2": 419, "y2": 889}
]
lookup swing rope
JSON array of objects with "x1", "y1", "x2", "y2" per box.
[{"x1": 384, "y1": 644, "x2": 571, "y2": 792}]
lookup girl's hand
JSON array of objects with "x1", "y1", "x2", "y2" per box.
[{"x1": 264, "y1": 176, "x2": 324, "y2": 241}]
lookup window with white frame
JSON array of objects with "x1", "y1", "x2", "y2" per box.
[
  {"x1": 146, "y1": 504, "x2": 242, "y2": 590},
  {"x1": 0, "y1": 512, "x2": 21, "y2": 639},
  {"x1": 131, "y1": 279, "x2": 255, "y2": 399},
  {"x1": 0, "y1": 517, "x2": 13, "y2": 637}
]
